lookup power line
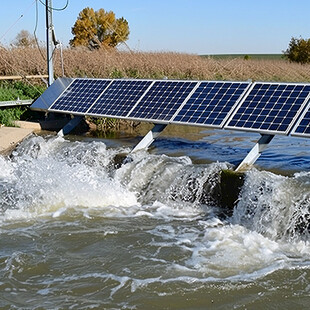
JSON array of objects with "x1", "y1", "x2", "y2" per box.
[
  {"x1": 0, "y1": 46, "x2": 47, "y2": 92},
  {"x1": 0, "y1": 0, "x2": 36, "y2": 43},
  {"x1": 38, "y1": 0, "x2": 69, "y2": 11},
  {"x1": 34, "y1": 0, "x2": 46, "y2": 61},
  {"x1": 36, "y1": 1, "x2": 67, "y2": 80}
]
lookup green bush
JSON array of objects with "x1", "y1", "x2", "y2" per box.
[
  {"x1": 283, "y1": 37, "x2": 310, "y2": 64},
  {"x1": 0, "y1": 81, "x2": 45, "y2": 101},
  {"x1": 0, "y1": 107, "x2": 26, "y2": 127},
  {"x1": 0, "y1": 87, "x2": 23, "y2": 101},
  {"x1": 12, "y1": 81, "x2": 45, "y2": 99},
  {"x1": 109, "y1": 68, "x2": 124, "y2": 78}
]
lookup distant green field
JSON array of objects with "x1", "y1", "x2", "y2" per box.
[{"x1": 201, "y1": 54, "x2": 283, "y2": 60}]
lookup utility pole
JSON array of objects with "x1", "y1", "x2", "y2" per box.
[{"x1": 46, "y1": 0, "x2": 54, "y2": 86}]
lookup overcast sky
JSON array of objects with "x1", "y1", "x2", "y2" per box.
[{"x1": 1, "y1": 0, "x2": 310, "y2": 54}]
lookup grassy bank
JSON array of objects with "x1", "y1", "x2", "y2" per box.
[
  {"x1": 0, "y1": 80, "x2": 46, "y2": 127},
  {"x1": 1, "y1": 47, "x2": 310, "y2": 82}
]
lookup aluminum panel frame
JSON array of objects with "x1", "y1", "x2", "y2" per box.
[{"x1": 30, "y1": 77, "x2": 73, "y2": 111}]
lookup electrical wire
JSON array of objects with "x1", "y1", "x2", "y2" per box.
[
  {"x1": 0, "y1": 45, "x2": 46, "y2": 92},
  {"x1": 34, "y1": 0, "x2": 46, "y2": 61},
  {"x1": 0, "y1": 0, "x2": 36, "y2": 43},
  {"x1": 0, "y1": 0, "x2": 45, "y2": 91},
  {"x1": 58, "y1": 41, "x2": 65, "y2": 76},
  {"x1": 38, "y1": 0, "x2": 69, "y2": 11},
  {"x1": 0, "y1": 0, "x2": 65, "y2": 92},
  {"x1": 34, "y1": 0, "x2": 67, "y2": 81}
]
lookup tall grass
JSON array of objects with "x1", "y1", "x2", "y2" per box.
[{"x1": 1, "y1": 47, "x2": 310, "y2": 82}]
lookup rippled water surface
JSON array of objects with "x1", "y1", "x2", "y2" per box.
[{"x1": 0, "y1": 128, "x2": 310, "y2": 309}]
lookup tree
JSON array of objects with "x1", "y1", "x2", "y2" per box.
[
  {"x1": 283, "y1": 37, "x2": 310, "y2": 64},
  {"x1": 70, "y1": 7, "x2": 129, "y2": 50},
  {"x1": 12, "y1": 30, "x2": 36, "y2": 48}
]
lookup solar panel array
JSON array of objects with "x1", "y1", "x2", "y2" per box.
[
  {"x1": 226, "y1": 82, "x2": 310, "y2": 135},
  {"x1": 32, "y1": 77, "x2": 310, "y2": 138}
]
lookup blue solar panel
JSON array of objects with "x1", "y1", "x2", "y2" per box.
[
  {"x1": 127, "y1": 80, "x2": 198, "y2": 122},
  {"x1": 171, "y1": 81, "x2": 250, "y2": 127},
  {"x1": 225, "y1": 82, "x2": 310, "y2": 134},
  {"x1": 87, "y1": 79, "x2": 153, "y2": 117},
  {"x1": 291, "y1": 102, "x2": 310, "y2": 137},
  {"x1": 49, "y1": 78, "x2": 111, "y2": 114}
]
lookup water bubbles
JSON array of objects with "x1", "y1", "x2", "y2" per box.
[
  {"x1": 232, "y1": 168, "x2": 310, "y2": 242},
  {"x1": 0, "y1": 136, "x2": 137, "y2": 221},
  {"x1": 1, "y1": 134, "x2": 310, "y2": 290}
]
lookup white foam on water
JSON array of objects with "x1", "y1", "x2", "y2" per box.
[
  {"x1": 114, "y1": 152, "x2": 229, "y2": 219},
  {"x1": 0, "y1": 135, "x2": 229, "y2": 222},
  {"x1": 145, "y1": 221, "x2": 310, "y2": 281},
  {"x1": 0, "y1": 136, "x2": 138, "y2": 222},
  {"x1": 0, "y1": 156, "x2": 16, "y2": 180},
  {"x1": 232, "y1": 168, "x2": 310, "y2": 241},
  {"x1": 184, "y1": 222, "x2": 307, "y2": 280},
  {"x1": 1, "y1": 135, "x2": 310, "y2": 283}
]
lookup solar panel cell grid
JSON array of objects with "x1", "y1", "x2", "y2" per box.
[
  {"x1": 291, "y1": 107, "x2": 310, "y2": 136},
  {"x1": 226, "y1": 83, "x2": 310, "y2": 134},
  {"x1": 172, "y1": 81, "x2": 250, "y2": 127},
  {"x1": 49, "y1": 79, "x2": 111, "y2": 114},
  {"x1": 127, "y1": 81, "x2": 197, "y2": 122},
  {"x1": 87, "y1": 79, "x2": 153, "y2": 117}
]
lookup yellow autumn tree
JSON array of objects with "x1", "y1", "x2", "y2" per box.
[{"x1": 70, "y1": 7, "x2": 129, "y2": 50}]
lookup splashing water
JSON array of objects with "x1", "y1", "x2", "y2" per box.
[
  {"x1": 0, "y1": 134, "x2": 310, "y2": 309},
  {"x1": 233, "y1": 168, "x2": 310, "y2": 241},
  {"x1": 0, "y1": 136, "x2": 138, "y2": 220}
]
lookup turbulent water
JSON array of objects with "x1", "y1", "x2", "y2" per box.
[{"x1": 0, "y1": 129, "x2": 310, "y2": 309}]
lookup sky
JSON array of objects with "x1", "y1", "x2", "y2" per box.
[{"x1": 1, "y1": 0, "x2": 310, "y2": 55}]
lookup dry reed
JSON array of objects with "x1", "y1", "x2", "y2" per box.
[{"x1": 1, "y1": 47, "x2": 310, "y2": 83}]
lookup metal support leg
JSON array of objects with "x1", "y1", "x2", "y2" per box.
[
  {"x1": 235, "y1": 134, "x2": 274, "y2": 172},
  {"x1": 131, "y1": 124, "x2": 167, "y2": 153},
  {"x1": 58, "y1": 116, "x2": 84, "y2": 136}
]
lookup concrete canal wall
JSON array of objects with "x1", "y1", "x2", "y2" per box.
[{"x1": 0, "y1": 121, "x2": 41, "y2": 155}]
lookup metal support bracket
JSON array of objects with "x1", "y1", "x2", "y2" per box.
[
  {"x1": 58, "y1": 116, "x2": 84, "y2": 136},
  {"x1": 235, "y1": 134, "x2": 274, "y2": 172},
  {"x1": 131, "y1": 124, "x2": 167, "y2": 153}
]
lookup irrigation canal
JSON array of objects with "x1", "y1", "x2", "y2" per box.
[{"x1": 0, "y1": 126, "x2": 310, "y2": 309}]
